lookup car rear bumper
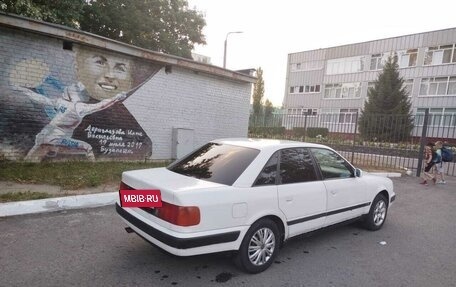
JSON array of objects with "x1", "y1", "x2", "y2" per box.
[{"x1": 116, "y1": 203, "x2": 246, "y2": 256}]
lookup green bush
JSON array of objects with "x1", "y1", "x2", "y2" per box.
[
  {"x1": 292, "y1": 128, "x2": 306, "y2": 137},
  {"x1": 249, "y1": 127, "x2": 285, "y2": 137},
  {"x1": 307, "y1": 127, "x2": 329, "y2": 138}
]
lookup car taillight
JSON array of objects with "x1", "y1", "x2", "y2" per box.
[
  {"x1": 120, "y1": 181, "x2": 134, "y2": 190},
  {"x1": 155, "y1": 202, "x2": 200, "y2": 227}
]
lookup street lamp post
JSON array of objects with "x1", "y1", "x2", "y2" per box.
[{"x1": 223, "y1": 31, "x2": 243, "y2": 69}]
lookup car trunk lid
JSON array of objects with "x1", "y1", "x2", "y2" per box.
[{"x1": 121, "y1": 167, "x2": 225, "y2": 202}]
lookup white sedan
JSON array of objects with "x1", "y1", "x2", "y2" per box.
[{"x1": 116, "y1": 138, "x2": 395, "y2": 273}]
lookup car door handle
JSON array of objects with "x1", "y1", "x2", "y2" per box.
[
  {"x1": 330, "y1": 190, "x2": 338, "y2": 195},
  {"x1": 285, "y1": 197, "x2": 293, "y2": 203}
]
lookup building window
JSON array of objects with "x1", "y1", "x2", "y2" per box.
[
  {"x1": 287, "y1": 108, "x2": 318, "y2": 116},
  {"x1": 398, "y1": 49, "x2": 418, "y2": 68},
  {"x1": 370, "y1": 54, "x2": 384, "y2": 70},
  {"x1": 339, "y1": 109, "x2": 359, "y2": 123},
  {"x1": 419, "y1": 76, "x2": 456, "y2": 96},
  {"x1": 305, "y1": 108, "x2": 318, "y2": 116},
  {"x1": 325, "y1": 84, "x2": 340, "y2": 98},
  {"x1": 404, "y1": 79, "x2": 414, "y2": 97},
  {"x1": 367, "y1": 81, "x2": 375, "y2": 90},
  {"x1": 424, "y1": 44, "x2": 456, "y2": 65},
  {"x1": 321, "y1": 108, "x2": 358, "y2": 124},
  {"x1": 291, "y1": 60, "x2": 324, "y2": 71},
  {"x1": 443, "y1": 108, "x2": 456, "y2": 126},
  {"x1": 290, "y1": 85, "x2": 320, "y2": 94},
  {"x1": 306, "y1": 84, "x2": 320, "y2": 93},
  {"x1": 416, "y1": 108, "x2": 456, "y2": 127},
  {"x1": 324, "y1": 83, "x2": 361, "y2": 99},
  {"x1": 321, "y1": 109, "x2": 338, "y2": 123},
  {"x1": 449, "y1": 77, "x2": 456, "y2": 95},
  {"x1": 290, "y1": 86, "x2": 302, "y2": 93},
  {"x1": 287, "y1": 108, "x2": 300, "y2": 115},
  {"x1": 326, "y1": 56, "x2": 365, "y2": 75}
]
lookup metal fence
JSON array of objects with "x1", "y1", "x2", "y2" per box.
[{"x1": 249, "y1": 110, "x2": 456, "y2": 177}]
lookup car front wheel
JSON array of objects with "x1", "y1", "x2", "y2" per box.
[
  {"x1": 234, "y1": 219, "x2": 280, "y2": 273},
  {"x1": 363, "y1": 193, "x2": 388, "y2": 231}
]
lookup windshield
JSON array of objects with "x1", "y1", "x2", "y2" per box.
[{"x1": 167, "y1": 143, "x2": 260, "y2": 185}]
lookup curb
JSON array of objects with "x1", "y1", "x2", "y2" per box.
[
  {"x1": 370, "y1": 172, "x2": 402, "y2": 178},
  {"x1": 0, "y1": 192, "x2": 117, "y2": 217}
]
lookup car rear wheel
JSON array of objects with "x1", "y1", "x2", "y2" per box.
[
  {"x1": 363, "y1": 193, "x2": 388, "y2": 231},
  {"x1": 234, "y1": 219, "x2": 280, "y2": 273}
]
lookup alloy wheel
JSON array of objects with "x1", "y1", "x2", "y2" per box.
[
  {"x1": 248, "y1": 227, "x2": 276, "y2": 266},
  {"x1": 373, "y1": 200, "x2": 387, "y2": 226}
]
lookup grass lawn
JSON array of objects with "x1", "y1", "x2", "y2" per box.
[
  {"x1": 0, "y1": 158, "x2": 403, "y2": 203},
  {"x1": 0, "y1": 191, "x2": 51, "y2": 202},
  {"x1": 0, "y1": 160, "x2": 170, "y2": 190}
]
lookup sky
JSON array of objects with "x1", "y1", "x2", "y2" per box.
[{"x1": 187, "y1": 0, "x2": 456, "y2": 107}]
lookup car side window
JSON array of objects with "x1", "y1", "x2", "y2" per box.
[
  {"x1": 310, "y1": 148, "x2": 354, "y2": 180},
  {"x1": 254, "y1": 152, "x2": 279, "y2": 186},
  {"x1": 279, "y1": 148, "x2": 318, "y2": 184}
]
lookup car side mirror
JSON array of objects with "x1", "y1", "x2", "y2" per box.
[{"x1": 355, "y1": 168, "x2": 363, "y2": 177}]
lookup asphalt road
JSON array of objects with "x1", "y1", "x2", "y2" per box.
[{"x1": 1, "y1": 176, "x2": 455, "y2": 287}]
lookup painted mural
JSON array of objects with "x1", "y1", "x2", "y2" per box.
[{"x1": 0, "y1": 39, "x2": 162, "y2": 161}]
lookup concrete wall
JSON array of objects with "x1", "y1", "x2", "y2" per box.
[{"x1": 0, "y1": 24, "x2": 252, "y2": 161}]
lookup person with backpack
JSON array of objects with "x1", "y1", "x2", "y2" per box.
[
  {"x1": 441, "y1": 141, "x2": 454, "y2": 162},
  {"x1": 434, "y1": 141, "x2": 446, "y2": 184}
]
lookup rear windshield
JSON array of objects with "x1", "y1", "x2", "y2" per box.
[{"x1": 168, "y1": 143, "x2": 260, "y2": 185}]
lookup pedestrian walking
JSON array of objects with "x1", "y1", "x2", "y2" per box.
[
  {"x1": 420, "y1": 143, "x2": 436, "y2": 185},
  {"x1": 434, "y1": 141, "x2": 446, "y2": 184}
]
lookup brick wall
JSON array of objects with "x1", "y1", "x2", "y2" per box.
[
  {"x1": 125, "y1": 67, "x2": 251, "y2": 159},
  {"x1": 0, "y1": 26, "x2": 251, "y2": 161}
]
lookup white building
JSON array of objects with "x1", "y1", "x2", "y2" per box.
[{"x1": 283, "y1": 28, "x2": 456, "y2": 135}]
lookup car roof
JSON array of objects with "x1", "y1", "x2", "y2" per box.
[{"x1": 211, "y1": 138, "x2": 331, "y2": 151}]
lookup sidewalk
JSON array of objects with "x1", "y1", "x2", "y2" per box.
[
  {"x1": 0, "y1": 181, "x2": 118, "y2": 196},
  {"x1": 0, "y1": 181, "x2": 118, "y2": 217}
]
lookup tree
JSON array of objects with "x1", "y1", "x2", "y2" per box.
[
  {"x1": 264, "y1": 99, "x2": 273, "y2": 125},
  {"x1": 358, "y1": 54, "x2": 413, "y2": 142},
  {"x1": 80, "y1": 0, "x2": 206, "y2": 58},
  {"x1": 264, "y1": 99, "x2": 273, "y2": 118},
  {"x1": 0, "y1": 0, "x2": 85, "y2": 28},
  {"x1": 252, "y1": 67, "x2": 265, "y2": 117},
  {"x1": 1, "y1": 0, "x2": 206, "y2": 59}
]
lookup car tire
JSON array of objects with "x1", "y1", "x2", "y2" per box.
[
  {"x1": 363, "y1": 193, "x2": 388, "y2": 231},
  {"x1": 234, "y1": 219, "x2": 280, "y2": 274}
]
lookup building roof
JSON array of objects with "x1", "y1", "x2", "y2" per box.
[
  {"x1": 0, "y1": 12, "x2": 256, "y2": 84},
  {"x1": 288, "y1": 26, "x2": 456, "y2": 56}
]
